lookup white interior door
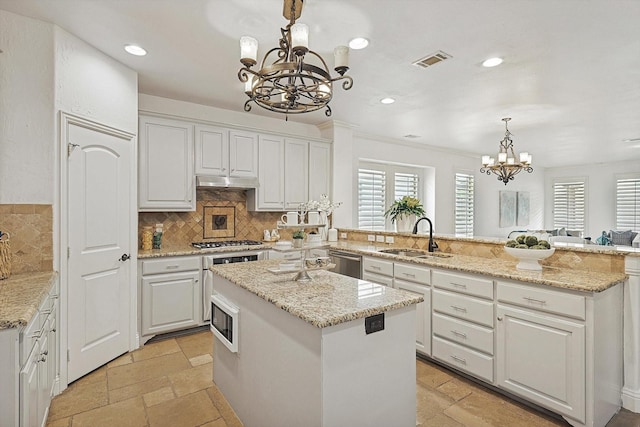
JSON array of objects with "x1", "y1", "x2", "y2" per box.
[{"x1": 66, "y1": 119, "x2": 133, "y2": 383}]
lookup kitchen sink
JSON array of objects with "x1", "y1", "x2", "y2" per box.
[{"x1": 378, "y1": 248, "x2": 453, "y2": 258}]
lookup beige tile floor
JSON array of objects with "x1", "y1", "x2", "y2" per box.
[{"x1": 46, "y1": 330, "x2": 640, "y2": 427}]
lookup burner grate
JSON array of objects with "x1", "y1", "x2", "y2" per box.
[{"x1": 192, "y1": 240, "x2": 262, "y2": 249}]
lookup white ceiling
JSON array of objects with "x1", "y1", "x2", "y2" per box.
[{"x1": 1, "y1": 0, "x2": 639, "y2": 168}]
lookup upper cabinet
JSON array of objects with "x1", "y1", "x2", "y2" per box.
[
  {"x1": 284, "y1": 139, "x2": 309, "y2": 210},
  {"x1": 251, "y1": 134, "x2": 285, "y2": 210},
  {"x1": 195, "y1": 126, "x2": 258, "y2": 179},
  {"x1": 139, "y1": 115, "x2": 195, "y2": 211},
  {"x1": 308, "y1": 141, "x2": 331, "y2": 201}
]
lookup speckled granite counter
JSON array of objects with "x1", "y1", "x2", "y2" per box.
[
  {"x1": 0, "y1": 271, "x2": 57, "y2": 329},
  {"x1": 138, "y1": 243, "x2": 271, "y2": 259},
  {"x1": 210, "y1": 259, "x2": 423, "y2": 328},
  {"x1": 329, "y1": 241, "x2": 627, "y2": 292}
]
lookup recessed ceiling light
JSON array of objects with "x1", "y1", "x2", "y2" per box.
[
  {"x1": 482, "y1": 57, "x2": 503, "y2": 67},
  {"x1": 124, "y1": 44, "x2": 147, "y2": 56},
  {"x1": 349, "y1": 37, "x2": 369, "y2": 50},
  {"x1": 380, "y1": 97, "x2": 395, "y2": 104}
]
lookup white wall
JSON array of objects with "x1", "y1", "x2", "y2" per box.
[
  {"x1": 54, "y1": 27, "x2": 138, "y2": 135},
  {"x1": 474, "y1": 170, "x2": 545, "y2": 238},
  {"x1": 0, "y1": 10, "x2": 55, "y2": 203},
  {"x1": 545, "y1": 159, "x2": 640, "y2": 238},
  {"x1": 139, "y1": 94, "x2": 322, "y2": 140}
]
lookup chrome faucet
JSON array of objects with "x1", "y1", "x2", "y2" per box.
[{"x1": 412, "y1": 217, "x2": 438, "y2": 252}]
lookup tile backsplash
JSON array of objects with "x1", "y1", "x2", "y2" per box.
[
  {"x1": 0, "y1": 204, "x2": 53, "y2": 274},
  {"x1": 138, "y1": 189, "x2": 285, "y2": 248}
]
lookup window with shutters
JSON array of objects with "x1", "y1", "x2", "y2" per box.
[
  {"x1": 357, "y1": 162, "x2": 423, "y2": 230},
  {"x1": 616, "y1": 174, "x2": 640, "y2": 231},
  {"x1": 455, "y1": 172, "x2": 474, "y2": 237},
  {"x1": 552, "y1": 178, "x2": 586, "y2": 233}
]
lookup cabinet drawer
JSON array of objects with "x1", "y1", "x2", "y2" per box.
[
  {"x1": 362, "y1": 271, "x2": 393, "y2": 287},
  {"x1": 433, "y1": 336, "x2": 494, "y2": 383},
  {"x1": 433, "y1": 289, "x2": 494, "y2": 327},
  {"x1": 497, "y1": 281, "x2": 586, "y2": 320},
  {"x1": 142, "y1": 256, "x2": 201, "y2": 275},
  {"x1": 432, "y1": 270, "x2": 493, "y2": 299},
  {"x1": 394, "y1": 263, "x2": 430, "y2": 285},
  {"x1": 433, "y1": 313, "x2": 493, "y2": 355},
  {"x1": 363, "y1": 257, "x2": 393, "y2": 277}
]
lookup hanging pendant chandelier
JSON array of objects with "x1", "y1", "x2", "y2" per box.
[
  {"x1": 237, "y1": 0, "x2": 353, "y2": 117},
  {"x1": 480, "y1": 118, "x2": 533, "y2": 185}
]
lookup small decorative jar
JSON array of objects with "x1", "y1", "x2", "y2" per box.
[{"x1": 142, "y1": 226, "x2": 153, "y2": 250}]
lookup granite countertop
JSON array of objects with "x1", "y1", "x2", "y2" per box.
[
  {"x1": 210, "y1": 259, "x2": 423, "y2": 328},
  {"x1": 138, "y1": 243, "x2": 272, "y2": 259},
  {"x1": 0, "y1": 271, "x2": 57, "y2": 330},
  {"x1": 330, "y1": 242, "x2": 627, "y2": 292}
]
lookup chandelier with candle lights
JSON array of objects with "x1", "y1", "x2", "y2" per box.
[
  {"x1": 480, "y1": 118, "x2": 533, "y2": 185},
  {"x1": 237, "y1": 0, "x2": 353, "y2": 117}
]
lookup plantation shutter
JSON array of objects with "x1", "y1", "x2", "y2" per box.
[
  {"x1": 358, "y1": 168, "x2": 386, "y2": 230},
  {"x1": 553, "y1": 180, "x2": 585, "y2": 232},
  {"x1": 455, "y1": 173, "x2": 474, "y2": 237},
  {"x1": 616, "y1": 176, "x2": 640, "y2": 231},
  {"x1": 394, "y1": 172, "x2": 419, "y2": 200}
]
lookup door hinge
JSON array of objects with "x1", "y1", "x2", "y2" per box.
[
  {"x1": 67, "y1": 142, "x2": 79, "y2": 157},
  {"x1": 67, "y1": 247, "x2": 70, "y2": 259},
  {"x1": 67, "y1": 349, "x2": 70, "y2": 362}
]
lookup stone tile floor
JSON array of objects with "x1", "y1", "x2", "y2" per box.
[{"x1": 46, "y1": 329, "x2": 640, "y2": 427}]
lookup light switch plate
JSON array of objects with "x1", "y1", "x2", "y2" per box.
[
  {"x1": 385, "y1": 236, "x2": 394, "y2": 244},
  {"x1": 340, "y1": 232, "x2": 347, "y2": 239},
  {"x1": 367, "y1": 235, "x2": 375, "y2": 242},
  {"x1": 376, "y1": 235, "x2": 385, "y2": 242}
]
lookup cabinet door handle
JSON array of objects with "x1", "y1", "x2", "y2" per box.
[
  {"x1": 523, "y1": 296, "x2": 546, "y2": 305},
  {"x1": 450, "y1": 355, "x2": 467, "y2": 364},
  {"x1": 29, "y1": 330, "x2": 42, "y2": 339},
  {"x1": 451, "y1": 330, "x2": 467, "y2": 338},
  {"x1": 403, "y1": 272, "x2": 416, "y2": 278},
  {"x1": 40, "y1": 309, "x2": 52, "y2": 315},
  {"x1": 166, "y1": 265, "x2": 180, "y2": 269},
  {"x1": 371, "y1": 266, "x2": 381, "y2": 270},
  {"x1": 452, "y1": 282, "x2": 467, "y2": 289},
  {"x1": 450, "y1": 305, "x2": 467, "y2": 313},
  {"x1": 497, "y1": 316, "x2": 503, "y2": 321}
]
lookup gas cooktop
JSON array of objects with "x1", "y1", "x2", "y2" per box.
[{"x1": 192, "y1": 240, "x2": 262, "y2": 249}]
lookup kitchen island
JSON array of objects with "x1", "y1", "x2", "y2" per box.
[{"x1": 209, "y1": 260, "x2": 423, "y2": 427}]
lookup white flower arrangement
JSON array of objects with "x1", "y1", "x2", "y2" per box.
[{"x1": 299, "y1": 194, "x2": 342, "y2": 215}]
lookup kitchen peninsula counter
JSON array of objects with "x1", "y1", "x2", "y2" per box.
[
  {"x1": 210, "y1": 260, "x2": 420, "y2": 427},
  {"x1": 0, "y1": 271, "x2": 57, "y2": 329},
  {"x1": 328, "y1": 241, "x2": 627, "y2": 292}
]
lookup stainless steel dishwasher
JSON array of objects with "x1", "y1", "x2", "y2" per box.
[{"x1": 328, "y1": 250, "x2": 362, "y2": 279}]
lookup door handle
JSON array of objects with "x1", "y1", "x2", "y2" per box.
[{"x1": 119, "y1": 253, "x2": 131, "y2": 262}]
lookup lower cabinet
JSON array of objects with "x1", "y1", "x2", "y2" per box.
[
  {"x1": 496, "y1": 304, "x2": 585, "y2": 422},
  {"x1": 362, "y1": 256, "x2": 393, "y2": 287},
  {"x1": 393, "y1": 262, "x2": 431, "y2": 356},
  {"x1": 140, "y1": 256, "x2": 202, "y2": 338}
]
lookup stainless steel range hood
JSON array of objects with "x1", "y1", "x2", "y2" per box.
[{"x1": 196, "y1": 175, "x2": 259, "y2": 189}]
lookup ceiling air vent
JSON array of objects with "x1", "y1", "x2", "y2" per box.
[{"x1": 412, "y1": 50, "x2": 452, "y2": 68}]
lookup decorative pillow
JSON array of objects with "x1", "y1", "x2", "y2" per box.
[{"x1": 609, "y1": 230, "x2": 634, "y2": 246}]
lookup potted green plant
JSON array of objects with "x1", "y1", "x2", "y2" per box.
[
  {"x1": 384, "y1": 196, "x2": 425, "y2": 232},
  {"x1": 292, "y1": 230, "x2": 305, "y2": 248}
]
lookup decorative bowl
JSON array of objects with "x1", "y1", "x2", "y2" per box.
[{"x1": 503, "y1": 246, "x2": 555, "y2": 271}]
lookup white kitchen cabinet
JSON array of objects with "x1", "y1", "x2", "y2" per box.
[
  {"x1": 139, "y1": 115, "x2": 195, "y2": 211},
  {"x1": 308, "y1": 141, "x2": 331, "y2": 201},
  {"x1": 229, "y1": 130, "x2": 258, "y2": 178},
  {"x1": 362, "y1": 256, "x2": 394, "y2": 286},
  {"x1": 140, "y1": 256, "x2": 202, "y2": 339},
  {"x1": 194, "y1": 124, "x2": 228, "y2": 176},
  {"x1": 248, "y1": 134, "x2": 285, "y2": 210},
  {"x1": 393, "y1": 262, "x2": 431, "y2": 355},
  {"x1": 284, "y1": 139, "x2": 309, "y2": 210},
  {"x1": 496, "y1": 304, "x2": 585, "y2": 422}
]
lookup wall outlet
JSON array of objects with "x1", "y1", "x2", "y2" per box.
[
  {"x1": 367, "y1": 234, "x2": 375, "y2": 242},
  {"x1": 340, "y1": 232, "x2": 347, "y2": 239},
  {"x1": 385, "y1": 236, "x2": 394, "y2": 244},
  {"x1": 376, "y1": 235, "x2": 385, "y2": 243}
]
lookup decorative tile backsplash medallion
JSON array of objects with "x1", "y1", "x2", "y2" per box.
[
  {"x1": 0, "y1": 204, "x2": 53, "y2": 274},
  {"x1": 138, "y1": 189, "x2": 284, "y2": 248},
  {"x1": 342, "y1": 229, "x2": 625, "y2": 274},
  {"x1": 203, "y1": 206, "x2": 235, "y2": 239}
]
